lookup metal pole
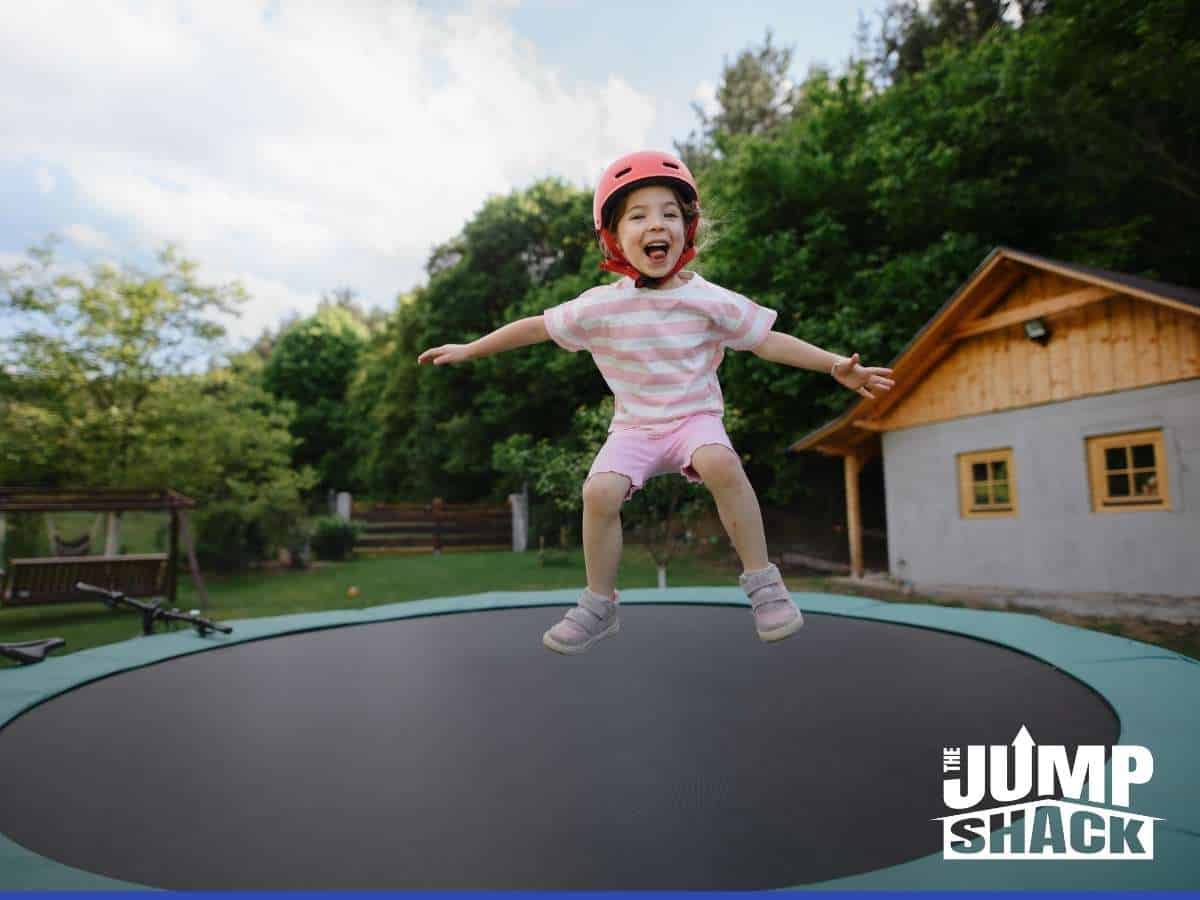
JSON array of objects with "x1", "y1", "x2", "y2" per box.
[{"x1": 168, "y1": 509, "x2": 180, "y2": 606}]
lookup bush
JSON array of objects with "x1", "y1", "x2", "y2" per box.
[
  {"x1": 310, "y1": 517, "x2": 360, "y2": 561},
  {"x1": 2, "y1": 512, "x2": 46, "y2": 566},
  {"x1": 193, "y1": 502, "x2": 268, "y2": 572},
  {"x1": 282, "y1": 519, "x2": 315, "y2": 570}
]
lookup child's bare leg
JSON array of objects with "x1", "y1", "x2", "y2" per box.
[
  {"x1": 691, "y1": 445, "x2": 803, "y2": 642},
  {"x1": 581, "y1": 473, "x2": 630, "y2": 598},
  {"x1": 689, "y1": 445, "x2": 769, "y2": 571}
]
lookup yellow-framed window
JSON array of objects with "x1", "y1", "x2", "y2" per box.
[
  {"x1": 958, "y1": 449, "x2": 1018, "y2": 518},
  {"x1": 1086, "y1": 429, "x2": 1170, "y2": 512}
]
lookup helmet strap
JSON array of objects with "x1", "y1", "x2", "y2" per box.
[{"x1": 598, "y1": 219, "x2": 699, "y2": 288}]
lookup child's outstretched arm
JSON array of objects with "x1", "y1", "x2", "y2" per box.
[
  {"x1": 418, "y1": 314, "x2": 550, "y2": 366},
  {"x1": 752, "y1": 331, "x2": 895, "y2": 399}
]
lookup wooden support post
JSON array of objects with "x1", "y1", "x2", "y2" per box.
[
  {"x1": 168, "y1": 509, "x2": 180, "y2": 607},
  {"x1": 178, "y1": 510, "x2": 210, "y2": 611},
  {"x1": 431, "y1": 497, "x2": 444, "y2": 555},
  {"x1": 104, "y1": 512, "x2": 122, "y2": 556},
  {"x1": 843, "y1": 452, "x2": 864, "y2": 579}
]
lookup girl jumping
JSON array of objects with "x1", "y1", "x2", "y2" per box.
[{"x1": 418, "y1": 150, "x2": 894, "y2": 654}]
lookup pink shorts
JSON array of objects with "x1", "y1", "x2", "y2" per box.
[{"x1": 585, "y1": 414, "x2": 737, "y2": 500}]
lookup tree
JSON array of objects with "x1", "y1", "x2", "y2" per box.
[
  {"x1": 360, "y1": 0, "x2": 1199, "y2": 518},
  {"x1": 131, "y1": 359, "x2": 317, "y2": 569},
  {"x1": 676, "y1": 30, "x2": 808, "y2": 170},
  {"x1": 0, "y1": 239, "x2": 245, "y2": 486},
  {"x1": 870, "y1": 0, "x2": 1019, "y2": 84},
  {"x1": 625, "y1": 463, "x2": 713, "y2": 589},
  {"x1": 0, "y1": 239, "x2": 316, "y2": 568},
  {"x1": 355, "y1": 178, "x2": 606, "y2": 501},
  {"x1": 261, "y1": 304, "x2": 369, "y2": 492},
  {"x1": 492, "y1": 398, "x2": 716, "y2": 587}
]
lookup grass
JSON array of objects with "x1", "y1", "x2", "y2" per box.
[
  {"x1": 2, "y1": 546, "x2": 1197, "y2": 664},
  {"x1": 0, "y1": 546, "x2": 737, "y2": 660}
]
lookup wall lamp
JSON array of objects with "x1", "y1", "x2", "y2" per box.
[{"x1": 1023, "y1": 317, "x2": 1051, "y2": 345}]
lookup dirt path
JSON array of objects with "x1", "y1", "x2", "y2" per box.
[{"x1": 795, "y1": 571, "x2": 1200, "y2": 662}]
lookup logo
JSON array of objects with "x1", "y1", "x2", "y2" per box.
[{"x1": 938, "y1": 726, "x2": 1161, "y2": 860}]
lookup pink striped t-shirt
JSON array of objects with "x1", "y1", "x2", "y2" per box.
[{"x1": 543, "y1": 271, "x2": 777, "y2": 431}]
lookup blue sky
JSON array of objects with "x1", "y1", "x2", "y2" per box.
[{"x1": 1, "y1": 1, "x2": 888, "y2": 349}]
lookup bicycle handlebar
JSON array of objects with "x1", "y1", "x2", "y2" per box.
[{"x1": 75, "y1": 582, "x2": 233, "y2": 636}]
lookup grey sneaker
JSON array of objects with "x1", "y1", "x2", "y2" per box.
[
  {"x1": 542, "y1": 589, "x2": 620, "y2": 655},
  {"x1": 739, "y1": 564, "x2": 804, "y2": 642}
]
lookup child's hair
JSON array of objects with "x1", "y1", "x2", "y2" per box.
[{"x1": 599, "y1": 178, "x2": 713, "y2": 259}]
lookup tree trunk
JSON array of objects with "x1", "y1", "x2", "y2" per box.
[{"x1": 657, "y1": 564, "x2": 667, "y2": 589}]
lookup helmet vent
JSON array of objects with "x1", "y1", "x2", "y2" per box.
[
  {"x1": 661, "y1": 161, "x2": 680, "y2": 170},
  {"x1": 614, "y1": 167, "x2": 633, "y2": 179}
]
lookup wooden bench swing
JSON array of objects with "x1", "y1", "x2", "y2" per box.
[{"x1": 0, "y1": 488, "x2": 208, "y2": 610}]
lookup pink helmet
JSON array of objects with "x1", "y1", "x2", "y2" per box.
[
  {"x1": 593, "y1": 150, "x2": 701, "y2": 286},
  {"x1": 592, "y1": 150, "x2": 699, "y2": 231}
]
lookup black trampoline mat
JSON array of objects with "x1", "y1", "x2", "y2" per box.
[{"x1": 0, "y1": 605, "x2": 1119, "y2": 889}]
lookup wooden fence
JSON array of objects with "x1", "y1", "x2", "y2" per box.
[{"x1": 353, "y1": 498, "x2": 512, "y2": 555}]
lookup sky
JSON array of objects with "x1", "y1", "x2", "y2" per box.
[{"x1": 1, "y1": 0, "x2": 891, "y2": 350}]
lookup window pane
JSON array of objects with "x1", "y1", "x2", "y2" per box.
[
  {"x1": 991, "y1": 460, "x2": 1008, "y2": 480},
  {"x1": 1107, "y1": 473, "x2": 1130, "y2": 497},
  {"x1": 1105, "y1": 447, "x2": 1127, "y2": 471},
  {"x1": 994, "y1": 483, "x2": 1010, "y2": 504},
  {"x1": 1133, "y1": 471, "x2": 1159, "y2": 497},
  {"x1": 1132, "y1": 443, "x2": 1156, "y2": 468},
  {"x1": 972, "y1": 462, "x2": 988, "y2": 482},
  {"x1": 974, "y1": 485, "x2": 989, "y2": 505}
]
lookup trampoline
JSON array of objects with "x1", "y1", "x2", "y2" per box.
[{"x1": 1, "y1": 587, "x2": 1198, "y2": 890}]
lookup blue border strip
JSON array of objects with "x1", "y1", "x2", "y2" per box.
[{"x1": 1, "y1": 588, "x2": 1198, "y2": 890}]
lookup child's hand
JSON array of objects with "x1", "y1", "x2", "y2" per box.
[
  {"x1": 417, "y1": 343, "x2": 474, "y2": 365},
  {"x1": 832, "y1": 353, "x2": 895, "y2": 399}
]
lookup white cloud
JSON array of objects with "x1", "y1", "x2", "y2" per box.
[
  {"x1": 63, "y1": 223, "x2": 114, "y2": 252},
  {"x1": 34, "y1": 166, "x2": 56, "y2": 193},
  {"x1": 210, "y1": 268, "x2": 320, "y2": 346},
  {"x1": 692, "y1": 79, "x2": 719, "y2": 120},
  {"x1": 0, "y1": 1, "x2": 656, "y2": 319}
]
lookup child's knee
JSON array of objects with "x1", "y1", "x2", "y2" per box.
[
  {"x1": 582, "y1": 473, "x2": 630, "y2": 514},
  {"x1": 693, "y1": 444, "x2": 744, "y2": 489}
]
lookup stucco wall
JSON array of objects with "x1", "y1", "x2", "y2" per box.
[{"x1": 882, "y1": 379, "x2": 1200, "y2": 596}]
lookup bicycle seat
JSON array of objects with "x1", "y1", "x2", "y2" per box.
[{"x1": 0, "y1": 638, "x2": 67, "y2": 666}]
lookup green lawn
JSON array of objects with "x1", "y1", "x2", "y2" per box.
[
  {"x1": 3, "y1": 546, "x2": 1196, "y2": 664},
  {"x1": 0, "y1": 546, "x2": 740, "y2": 659}
]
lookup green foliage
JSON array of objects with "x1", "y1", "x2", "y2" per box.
[
  {"x1": 625, "y1": 476, "x2": 712, "y2": 576},
  {"x1": 193, "y1": 501, "x2": 266, "y2": 572},
  {"x1": 0, "y1": 240, "x2": 246, "y2": 486},
  {"x1": 677, "y1": 29, "x2": 808, "y2": 169},
  {"x1": 310, "y1": 516, "x2": 361, "y2": 561},
  {"x1": 492, "y1": 399, "x2": 611, "y2": 544},
  {"x1": 491, "y1": 397, "x2": 716, "y2": 571},
  {"x1": 691, "y1": 1, "x2": 1199, "y2": 502},
  {"x1": 357, "y1": 0, "x2": 1197, "y2": 516},
  {"x1": 7, "y1": 0, "x2": 1197, "y2": 560},
  {"x1": 354, "y1": 178, "x2": 607, "y2": 502},
  {"x1": 1, "y1": 513, "x2": 44, "y2": 567},
  {"x1": 0, "y1": 241, "x2": 316, "y2": 569},
  {"x1": 872, "y1": 0, "x2": 1021, "y2": 84},
  {"x1": 261, "y1": 305, "x2": 370, "y2": 492}
]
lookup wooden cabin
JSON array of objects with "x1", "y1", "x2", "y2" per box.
[{"x1": 790, "y1": 247, "x2": 1200, "y2": 597}]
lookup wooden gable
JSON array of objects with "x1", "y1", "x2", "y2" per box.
[{"x1": 792, "y1": 248, "x2": 1200, "y2": 457}]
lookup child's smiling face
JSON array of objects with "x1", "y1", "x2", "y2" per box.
[{"x1": 615, "y1": 184, "x2": 686, "y2": 284}]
